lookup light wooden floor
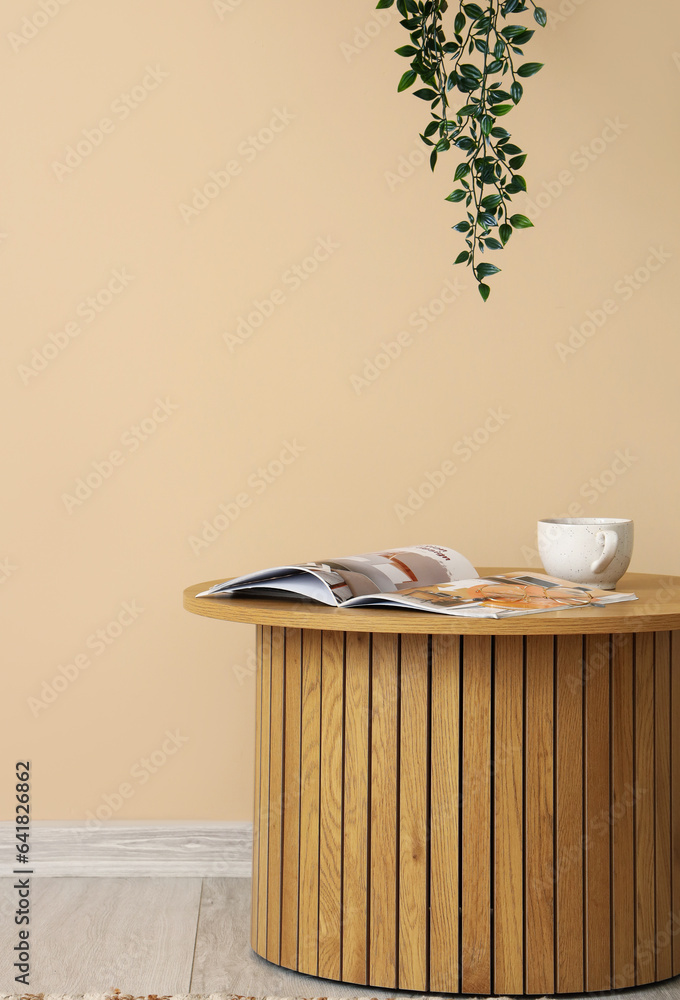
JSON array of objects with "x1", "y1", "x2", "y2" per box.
[{"x1": 0, "y1": 877, "x2": 678, "y2": 998}]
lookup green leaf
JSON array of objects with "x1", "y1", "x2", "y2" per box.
[
  {"x1": 502, "y1": 142, "x2": 522, "y2": 154},
  {"x1": 454, "y1": 162, "x2": 470, "y2": 180},
  {"x1": 463, "y1": 2, "x2": 484, "y2": 16},
  {"x1": 481, "y1": 115, "x2": 493, "y2": 135},
  {"x1": 510, "y1": 213, "x2": 534, "y2": 228},
  {"x1": 460, "y1": 63, "x2": 482, "y2": 79},
  {"x1": 424, "y1": 120, "x2": 440, "y2": 137},
  {"x1": 453, "y1": 221, "x2": 471, "y2": 232},
  {"x1": 430, "y1": 148, "x2": 438, "y2": 170},
  {"x1": 534, "y1": 6, "x2": 548, "y2": 26},
  {"x1": 405, "y1": 0, "x2": 419, "y2": 11},
  {"x1": 376, "y1": 0, "x2": 394, "y2": 7},
  {"x1": 454, "y1": 250, "x2": 470, "y2": 264},
  {"x1": 512, "y1": 173, "x2": 527, "y2": 191},
  {"x1": 478, "y1": 212, "x2": 497, "y2": 228},
  {"x1": 414, "y1": 87, "x2": 440, "y2": 100},
  {"x1": 509, "y1": 153, "x2": 527, "y2": 169},
  {"x1": 395, "y1": 44, "x2": 419, "y2": 56},
  {"x1": 488, "y1": 59, "x2": 504, "y2": 73},
  {"x1": 517, "y1": 61, "x2": 544, "y2": 77},
  {"x1": 397, "y1": 69, "x2": 417, "y2": 91},
  {"x1": 396, "y1": 0, "x2": 407, "y2": 15},
  {"x1": 501, "y1": 24, "x2": 526, "y2": 38},
  {"x1": 484, "y1": 237, "x2": 504, "y2": 249},
  {"x1": 454, "y1": 11, "x2": 466, "y2": 32},
  {"x1": 445, "y1": 190, "x2": 466, "y2": 202},
  {"x1": 478, "y1": 282, "x2": 491, "y2": 301},
  {"x1": 511, "y1": 81, "x2": 523, "y2": 103},
  {"x1": 481, "y1": 193, "x2": 502, "y2": 209},
  {"x1": 493, "y1": 104, "x2": 513, "y2": 116},
  {"x1": 499, "y1": 223, "x2": 512, "y2": 244},
  {"x1": 477, "y1": 262, "x2": 501, "y2": 277},
  {"x1": 491, "y1": 127, "x2": 510, "y2": 138}
]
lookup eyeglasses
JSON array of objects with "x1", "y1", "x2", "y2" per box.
[{"x1": 473, "y1": 583, "x2": 592, "y2": 609}]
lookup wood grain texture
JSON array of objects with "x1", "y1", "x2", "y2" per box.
[
  {"x1": 494, "y1": 634, "x2": 524, "y2": 996},
  {"x1": 189, "y1": 877, "x2": 428, "y2": 1000},
  {"x1": 655, "y1": 632, "x2": 673, "y2": 982},
  {"x1": 611, "y1": 633, "x2": 636, "y2": 989},
  {"x1": 555, "y1": 634, "x2": 584, "y2": 994},
  {"x1": 10, "y1": 634, "x2": 680, "y2": 997},
  {"x1": 525, "y1": 634, "x2": 555, "y2": 995},
  {"x1": 247, "y1": 623, "x2": 679, "y2": 995},
  {"x1": 398, "y1": 633, "x2": 429, "y2": 992},
  {"x1": 280, "y1": 627, "x2": 301, "y2": 970},
  {"x1": 461, "y1": 634, "x2": 492, "y2": 995},
  {"x1": 256, "y1": 625, "x2": 272, "y2": 954},
  {"x1": 266, "y1": 626, "x2": 285, "y2": 964},
  {"x1": 0, "y1": 877, "x2": 202, "y2": 994},
  {"x1": 369, "y1": 632, "x2": 399, "y2": 989},
  {"x1": 191, "y1": 877, "x2": 408, "y2": 999},
  {"x1": 184, "y1": 571, "x2": 680, "y2": 635},
  {"x1": 584, "y1": 633, "x2": 612, "y2": 991},
  {"x1": 7, "y1": 875, "x2": 680, "y2": 1000},
  {"x1": 342, "y1": 630, "x2": 370, "y2": 985},
  {"x1": 635, "y1": 631, "x2": 656, "y2": 985},
  {"x1": 197, "y1": 878, "x2": 680, "y2": 1000},
  {"x1": 0, "y1": 820, "x2": 253, "y2": 879},
  {"x1": 251, "y1": 624, "x2": 263, "y2": 951},
  {"x1": 673, "y1": 631, "x2": 680, "y2": 978},
  {"x1": 298, "y1": 628, "x2": 321, "y2": 976},
  {"x1": 318, "y1": 630, "x2": 344, "y2": 981},
  {"x1": 430, "y1": 634, "x2": 460, "y2": 993},
  {"x1": 191, "y1": 875, "x2": 252, "y2": 993}
]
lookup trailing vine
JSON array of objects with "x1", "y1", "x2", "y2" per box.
[{"x1": 377, "y1": 0, "x2": 547, "y2": 300}]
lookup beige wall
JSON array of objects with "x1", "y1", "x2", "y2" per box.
[{"x1": 3, "y1": 0, "x2": 679, "y2": 821}]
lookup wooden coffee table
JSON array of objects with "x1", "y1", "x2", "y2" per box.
[{"x1": 184, "y1": 570, "x2": 680, "y2": 995}]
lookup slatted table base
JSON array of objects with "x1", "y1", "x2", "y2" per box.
[{"x1": 250, "y1": 626, "x2": 680, "y2": 995}]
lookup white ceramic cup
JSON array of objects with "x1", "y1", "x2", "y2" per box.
[{"x1": 537, "y1": 518, "x2": 634, "y2": 590}]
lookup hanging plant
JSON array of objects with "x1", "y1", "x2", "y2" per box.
[{"x1": 377, "y1": 0, "x2": 547, "y2": 300}]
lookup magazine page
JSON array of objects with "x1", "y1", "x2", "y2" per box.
[
  {"x1": 196, "y1": 567, "x2": 341, "y2": 606},
  {"x1": 343, "y1": 573, "x2": 638, "y2": 618},
  {"x1": 344, "y1": 579, "x2": 539, "y2": 618},
  {"x1": 496, "y1": 571, "x2": 637, "y2": 604},
  {"x1": 197, "y1": 545, "x2": 478, "y2": 606}
]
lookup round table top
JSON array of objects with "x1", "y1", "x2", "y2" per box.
[{"x1": 183, "y1": 569, "x2": 680, "y2": 636}]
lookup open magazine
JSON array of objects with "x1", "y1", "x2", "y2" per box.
[{"x1": 197, "y1": 545, "x2": 637, "y2": 619}]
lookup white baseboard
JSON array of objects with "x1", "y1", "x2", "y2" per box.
[{"x1": 0, "y1": 820, "x2": 253, "y2": 877}]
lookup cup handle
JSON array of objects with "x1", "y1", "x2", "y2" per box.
[{"x1": 590, "y1": 530, "x2": 618, "y2": 574}]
